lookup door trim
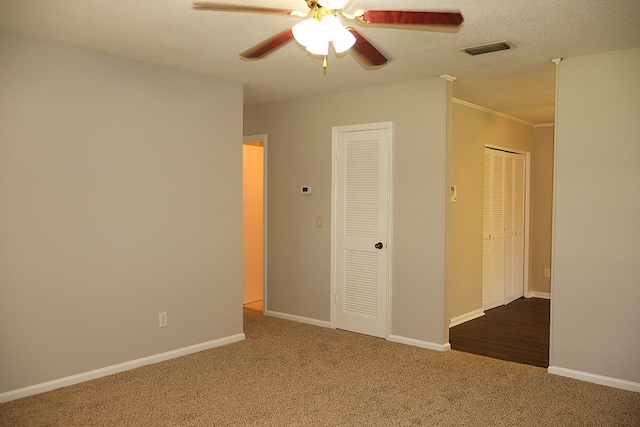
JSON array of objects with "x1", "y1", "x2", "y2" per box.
[
  {"x1": 243, "y1": 134, "x2": 268, "y2": 312},
  {"x1": 330, "y1": 122, "x2": 394, "y2": 338},
  {"x1": 484, "y1": 144, "x2": 531, "y2": 299}
]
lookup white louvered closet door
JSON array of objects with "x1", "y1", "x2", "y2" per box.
[
  {"x1": 504, "y1": 153, "x2": 526, "y2": 304},
  {"x1": 482, "y1": 148, "x2": 526, "y2": 310},
  {"x1": 334, "y1": 125, "x2": 391, "y2": 339},
  {"x1": 482, "y1": 149, "x2": 505, "y2": 310}
]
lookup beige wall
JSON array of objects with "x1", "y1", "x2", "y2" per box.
[
  {"x1": 449, "y1": 101, "x2": 535, "y2": 320},
  {"x1": 0, "y1": 33, "x2": 244, "y2": 394},
  {"x1": 242, "y1": 143, "x2": 264, "y2": 304},
  {"x1": 551, "y1": 47, "x2": 640, "y2": 385},
  {"x1": 244, "y1": 78, "x2": 451, "y2": 345},
  {"x1": 531, "y1": 125, "x2": 554, "y2": 294}
]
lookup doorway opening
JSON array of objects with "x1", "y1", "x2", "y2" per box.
[
  {"x1": 448, "y1": 119, "x2": 555, "y2": 368},
  {"x1": 243, "y1": 135, "x2": 266, "y2": 313}
]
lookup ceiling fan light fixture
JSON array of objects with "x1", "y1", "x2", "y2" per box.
[
  {"x1": 305, "y1": 38, "x2": 330, "y2": 56},
  {"x1": 293, "y1": 14, "x2": 355, "y2": 56},
  {"x1": 294, "y1": 18, "x2": 330, "y2": 55},
  {"x1": 319, "y1": 14, "x2": 342, "y2": 37},
  {"x1": 321, "y1": 14, "x2": 355, "y2": 53},
  {"x1": 332, "y1": 29, "x2": 356, "y2": 53},
  {"x1": 292, "y1": 18, "x2": 321, "y2": 47}
]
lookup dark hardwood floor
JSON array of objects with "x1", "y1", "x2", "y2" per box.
[{"x1": 449, "y1": 297, "x2": 550, "y2": 367}]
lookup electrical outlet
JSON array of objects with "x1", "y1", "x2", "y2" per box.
[
  {"x1": 159, "y1": 312, "x2": 168, "y2": 328},
  {"x1": 544, "y1": 268, "x2": 551, "y2": 278}
]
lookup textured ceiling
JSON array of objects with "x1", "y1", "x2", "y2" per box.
[{"x1": 2, "y1": 0, "x2": 640, "y2": 124}]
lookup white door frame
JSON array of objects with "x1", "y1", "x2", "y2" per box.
[
  {"x1": 330, "y1": 122, "x2": 394, "y2": 338},
  {"x1": 243, "y1": 134, "x2": 268, "y2": 311},
  {"x1": 484, "y1": 143, "x2": 531, "y2": 298}
]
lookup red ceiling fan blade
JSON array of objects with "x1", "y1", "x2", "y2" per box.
[
  {"x1": 358, "y1": 10, "x2": 463, "y2": 27},
  {"x1": 240, "y1": 28, "x2": 294, "y2": 59},
  {"x1": 193, "y1": 2, "x2": 298, "y2": 15},
  {"x1": 348, "y1": 28, "x2": 387, "y2": 67}
]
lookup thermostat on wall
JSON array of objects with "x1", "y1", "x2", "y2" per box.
[{"x1": 301, "y1": 186, "x2": 313, "y2": 195}]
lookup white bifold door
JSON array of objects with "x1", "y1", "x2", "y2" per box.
[{"x1": 482, "y1": 147, "x2": 526, "y2": 310}]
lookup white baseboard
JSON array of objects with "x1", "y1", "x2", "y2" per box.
[
  {"x1": 449, "y1": 309, "x2": 485, "y2": 328},
  {"x1": 0, "y1": 333, "x2": 245, "y2": 403},
  {"x1": 265, "y1": 310, "x2": 331, "y2": 328},
  {"x1": 388, "y1": 335, "x2": 451, "y2": 352},
  {"x1": 548, "y1": 366, "x2": 640, "y2": 393},
  {"x1": 265, "y1": 311, "x2": 451, "y2": 353},
  {"x1": 526, "y1": 291, "x2": 551, "y2": 299}
]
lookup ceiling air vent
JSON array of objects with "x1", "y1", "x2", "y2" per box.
[{"x1": 461, "y1": 41, "x2": 515, "y2": 56}]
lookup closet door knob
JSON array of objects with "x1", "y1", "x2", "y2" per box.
[{"x1": 375, "y1": 242, "x2": 383, "y2": 249}]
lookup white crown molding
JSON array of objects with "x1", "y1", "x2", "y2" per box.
[
  {"x1": 534, "y1": 123, "x2": 555, "y2": 128},
  {"x1": 452, "y1": 98, "x2": 536, "y2": 127}
]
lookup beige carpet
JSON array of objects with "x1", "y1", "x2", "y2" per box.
[{"x1": 2, "y1": 308, "x2": 639, "y2": 426}]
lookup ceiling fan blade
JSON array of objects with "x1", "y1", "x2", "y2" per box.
[
  {"x1": 347, "y1": 28, "x2": 387, "y2": 67},
  {"x1": 193, "y1": 2, "x2": 299, "y2": 16},
  {"x1": 240, "y1": 28, "x2": 294, "y2": 59},
  {"x1": 357, "y1": 10, "x2": 463, "y2": 27}
]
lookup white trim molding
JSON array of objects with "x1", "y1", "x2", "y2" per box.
[
  {"x1": 266, "y1": 312, "x2": 453, "y2": 353},
  {"x1": 452, "y1": 98, "x2": 535, "y2": 127},
  {"x1": 526, "y1": 291, "x2": 551, "y2": 299},
  {"x1": 548, "y1": 366, "x2": 640, "y2": 393},
  {"x1": 0, "y1": 334, "x2": 245, "y2": 403},
  {"x1": 266, "y1": 310, "x2": 331, "y2": 328},
  {"x1": 389, "y1": 335, "x2": 451, "y2": 352},
  {"x1": 449, "y1": 309, "x2": 485, "y2": 328}
]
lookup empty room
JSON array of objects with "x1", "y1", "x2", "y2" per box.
[{"x1": 1, "y1": 0, "x2": 639, "y2": 425}]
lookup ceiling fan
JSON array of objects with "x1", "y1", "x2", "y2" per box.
[{"x1": 193, "y1": 0, "x2": 463, "y2": 68}]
